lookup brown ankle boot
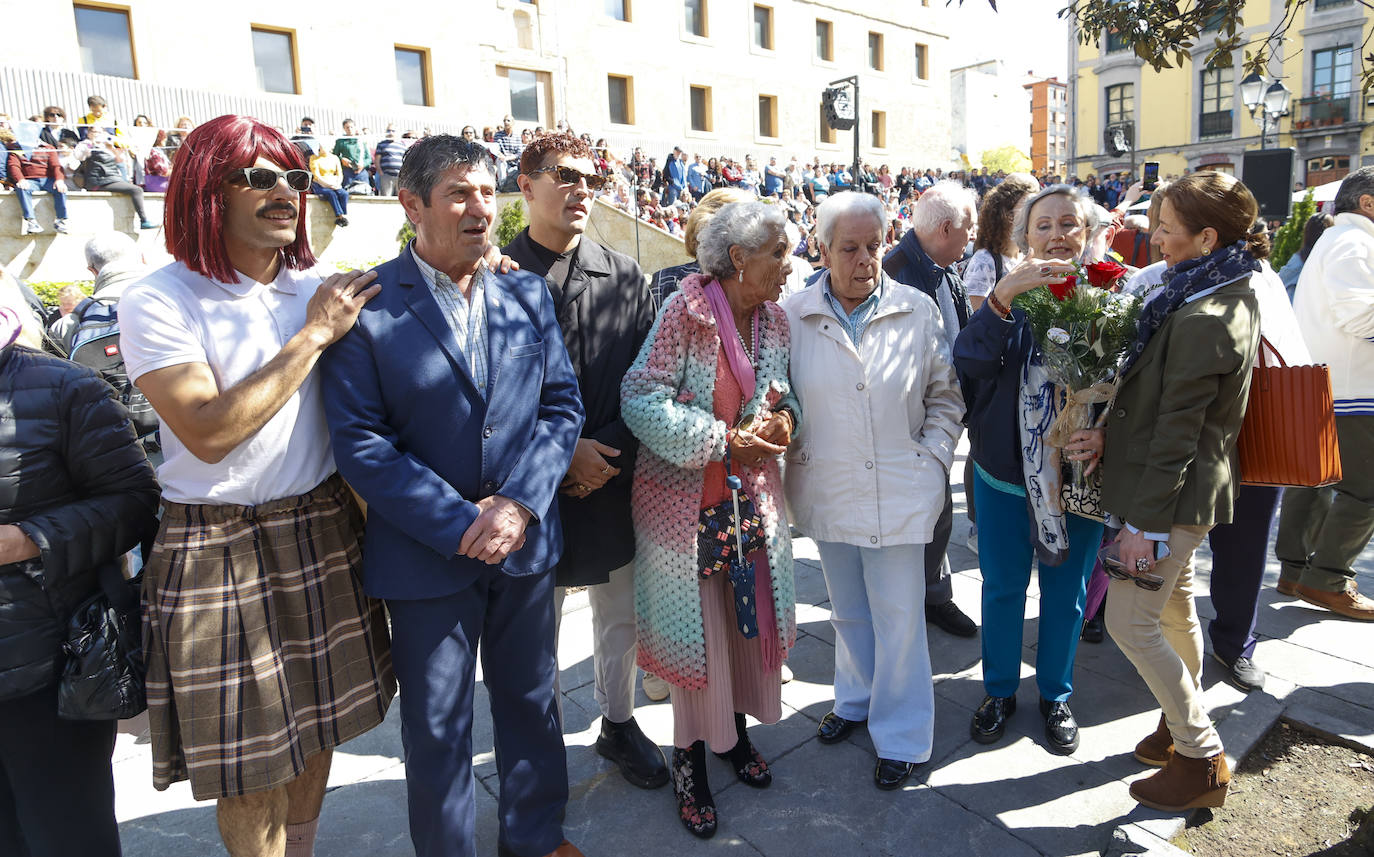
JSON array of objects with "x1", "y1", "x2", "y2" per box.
[
  {"x1": 1133, "y1": 714, "x2": 1174, "y2": 767},
  {"x1": 1129, "y1": 751, "x2": 1230, "y2": 812}
]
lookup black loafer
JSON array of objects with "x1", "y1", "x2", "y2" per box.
[
  {"x1": 596, "y1": 717, "x2": 669, "y2": 789},
  {"x1": 1211, "y1": 651, "x2": 1266, "y2": 693},
  {"x1": 1038, "y1": 698, "x2": 1080, "y2": 755},
  {"x1": 971, "y1": 695, "x2": 1016, "y2": 744},
  {"x1": 816, "y1": 711, "x2": 865, "y2": 744},
  {"x1": 1080, "y1": 614, "x2": 1105, "y2": 643},
  {"x1": 874, "y1": 758, "x2": 919, "y2": 790},
  {"x1": 926, "y1": 600, "x2": 979, "y2": 638}
]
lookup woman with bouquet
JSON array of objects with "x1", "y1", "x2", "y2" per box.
[
  {"x1": 953, "y1": 185, "x2": 1121, "y2": 755},
  {"x1": 1101, "y1": 172, "x2": 1262, "y2": 812}
]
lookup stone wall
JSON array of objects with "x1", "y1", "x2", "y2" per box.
[{"x1": 1, "y1": 190, "x2": 687, "y2": 286}]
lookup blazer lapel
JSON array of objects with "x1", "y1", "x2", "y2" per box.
[{"x1": 399, "y1": 253, "x2": 480, "y2": 395}]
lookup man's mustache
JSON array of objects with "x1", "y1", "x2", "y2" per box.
[{"x1": 257, "y1": 204, "x2": 298, "y2": 219}]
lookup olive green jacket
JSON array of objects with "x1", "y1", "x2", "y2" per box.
[{"x1": 1102, "y1": 277, "x2": 1260, "y2": 533}]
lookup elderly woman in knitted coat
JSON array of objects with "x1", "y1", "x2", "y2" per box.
[{"x1": 622, "y1": 200, "x2": 799, "y2": 840}]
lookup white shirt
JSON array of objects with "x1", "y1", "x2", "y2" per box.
[
  {"x1": 411, "y1": 248, "x2": 490, "y2": 396},
  {"x1": 119, "y1": 260, "x2": 335, "y2": 505}
]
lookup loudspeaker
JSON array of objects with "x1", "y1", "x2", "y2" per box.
[
  {"x1": 1241, "y1": 149, "x2": 1295, "y2": 220},
  {"x1": 822, "y1": 87, "x2": 856, "y2": 131}
]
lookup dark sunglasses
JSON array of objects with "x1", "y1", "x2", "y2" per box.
[
  {"x1": 529, "y1": 164, "x2": 608, "y2": 191},
  {"x1": 229, "y1": 167, "x2": 312, "y2": 192},
  {"x1": 1099, "y1": 546, "x2": 1165, "y2": 591}
]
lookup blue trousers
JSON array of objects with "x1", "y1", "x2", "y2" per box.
[
  {"x1": 15, "y1": 178, "x2": 68, "y2": 220},
  {"x1": 386, "y1": 567, "x2": 567, "y2": 857},
  {"x1": 312, "y1": 183, "x2": 349, "y2": 217},
  {"x1": 1206, "y1": 484, "x2": 1280, "y2": 661},
  {"x1": 975, "y1": 470, "x2": 1103, "y2": 701}
]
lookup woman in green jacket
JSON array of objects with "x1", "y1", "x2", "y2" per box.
[{"x1": 1101, "y1": 171, "x2": 1264, "y2": 813}]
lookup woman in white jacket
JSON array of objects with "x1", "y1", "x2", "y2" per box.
[{"x1": 782, "y1": 192, "x2": 965, "y2": 790}]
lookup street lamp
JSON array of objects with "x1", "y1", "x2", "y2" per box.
[{"x1": 1240, "y1": 72, "x2": 1291, "y2": 149}]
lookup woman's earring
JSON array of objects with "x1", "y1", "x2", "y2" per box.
[
  {"x1": 737, "y1": 269, "x2": 744, "y2": 282},
  {"x1": 1202, "y1": 246, "x2": 1211, "y2": 255}
]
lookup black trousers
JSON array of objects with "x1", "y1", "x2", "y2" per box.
[{"x1": 0, "y1": 683, "x2": 121, "y2": 856}]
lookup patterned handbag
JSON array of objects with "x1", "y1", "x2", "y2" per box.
[
  {"x1": 697, "y1": 458, "x2": 766, "y2": 580},
  {"x1": 1059, "y1": 460, "x2": 1105, "y2": 521}
]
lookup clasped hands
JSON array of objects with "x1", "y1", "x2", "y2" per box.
[
  {"x1": 457, "y1": 495, "x2": 529, "y2": 565},
  {"x1": 729, "y1": 410, "x2": 793, "y2": 469}
]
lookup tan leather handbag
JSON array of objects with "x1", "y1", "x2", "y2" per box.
[{"x1": 1238, "y1": 336, "x2": 1342, "y2": 488}]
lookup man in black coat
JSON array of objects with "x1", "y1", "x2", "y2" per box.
[{"x1": 503, "y1": 132, "x2": 665, "y2": 789}]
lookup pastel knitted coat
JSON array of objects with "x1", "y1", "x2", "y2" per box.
[{"x1": 621, "y1": 274, "x2": 799, "y2": 690}]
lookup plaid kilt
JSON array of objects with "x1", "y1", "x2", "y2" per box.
[{"x1": 143, "y1": 474, "x2": 396, "y2": 800}]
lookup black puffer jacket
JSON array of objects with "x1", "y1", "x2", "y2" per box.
[
  {"x1": 80, "y1": 148, "x2": 125, "y2": 189},
  {"x1": 0, "y1": 343, "x2": 160, "y2": 701}
]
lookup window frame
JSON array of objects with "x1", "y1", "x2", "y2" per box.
[
  {"x1": 815, "y1": 19, "x2": 834, "y2": 63},
  {"x1": 684, "y1": 0, "x2": 708, "y2": 38},
  {"x1": 1197, "y1": 65, "x2": 1232, "y2": 140},
  {"x1": 607, "y1": 73, "x2": 636, "y2": 126},
  {"x1": 604, "y1": 0, "x2": 631, "y2": 22},
  {"x1": 394, "y1": 44, "x2": 433, "y2": 108},
  {"x1": 249, "y1": 24, "x2": 300, "y2": 95},
  {"x1": 1312, "y1": 44, "x2": 1354, "y2": 97},
  {"x1": 1105, "y1": 83, "x2": 1134, "y2": 124},
  {"x1": 818, "y1": 102, "x2": 837, "y2": 145},
  {"x1": 757, "y1": 93, "x2": 779, "y2": 140},
  {"x1": 868, "y1": 31, "x2": 885, "y2": 71},
  {"x1": 871, "y1": 110, "x2": 887, "y2": 149},
  {"x1": 913, "y1": 42, "x2": 929, "y2": 81},
  {"x1": 502, "y1": 66, "x2": 543, "y2": 124},
  {"x1": 751, "y1": 4, "x2": 774, "y2": 53},
  {"x1": 689, "y1": 84, "x2": 714, "y2": 133},
  {"x1": 73, "y1": 2, "x2": 139, "y2": 80}
]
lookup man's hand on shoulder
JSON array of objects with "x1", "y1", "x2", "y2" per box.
[
  {"x1": 458, "y1": 495, "x2": 530, "y2": 564},
  {"x1": 302, "y1": 269, "x2": 381, "y2": 348}
]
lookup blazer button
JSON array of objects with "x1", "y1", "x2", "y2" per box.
[
  {"x1": 856, "y1": 382, "x2": 865, "y2": 391},
  {"x1": 1115, "y1": 408, "x2": 1127, "y2": 419},
  {"x1": 483, "y1": 480, "x2": 496, "y2": 492},
  {"x1": 483, "y1": 426, "x2": 493, "y2": 438}
]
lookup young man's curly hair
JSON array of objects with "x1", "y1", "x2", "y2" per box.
[{"x1": 518, "y1": 131, "x2": 595, "y2": 177}]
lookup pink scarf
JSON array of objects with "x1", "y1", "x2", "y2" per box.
[{"x1": 703, "y1": 278, "x2": 781, "y2": 673}]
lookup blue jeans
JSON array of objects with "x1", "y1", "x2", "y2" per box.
[
  {"x1": 974, "y1": 469, "x2": 1103, "y2": 702},
  {"x1": 15, "y1": 178, "x2": 68, "y2": 220},
  {"x1": 312, "y1": 184, "x2": 348, "y2": 217},
  {"x1": 816, "y1": 541, "x2": 933, "y2": 763}
]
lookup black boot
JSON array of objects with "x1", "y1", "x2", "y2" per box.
[
  {"x1": 672, "y1": 741, "x2": 717, "y2": 839},
  {"x1": 714, "y1": 712, "x2": 772, "y2": 788},
  {"x1": 595, "y1": 716, "x2": 669, "y2": 788}
]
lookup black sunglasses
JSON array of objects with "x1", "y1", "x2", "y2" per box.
[
  {"x1": 229, "y1": 167, "x2": 312, "y2": 192},
  {"x1": 529, "y1": 164, "x2": 609, "y2": 192}
]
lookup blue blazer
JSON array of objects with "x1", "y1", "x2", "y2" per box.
[{"x1": 320, "y1": 245, "x2": 585, "y2": 601}]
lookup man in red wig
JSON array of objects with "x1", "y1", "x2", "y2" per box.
[{"x1": 118, "y1": 114, "x2": 397, "y2": 857}]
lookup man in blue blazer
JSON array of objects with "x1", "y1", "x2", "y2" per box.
[{"x1": 320, "y1": 136, "x2": 585, "y2": 857}]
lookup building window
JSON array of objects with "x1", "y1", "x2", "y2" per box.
[
  {"x1": 816, "y1": 19, "x2": 833, "y2": 61},
  {"x1": 605, "y1": 0, "x2": 630, "y2": 21},
  {"x1": 758, "y1": 94, "x2": 778, "y2": 138},
  {"x1": 868, "y1": 32, "x2": 884, "y2": 70},
  {"x1": 251, "y1": 26, "x2": 298, "y2": 95},
  {"x1": 871, "y1": 110, "x2": 886, "y2": 148},
  {"x1": 1198, "y1": 66, "x2": 1232, "y2": 139},
  {"x1": 507, "y1": 68, "x2": 540, "y2": 122},
  {"x1": 752, "y1": 5, "x2": 773, "y2": 50},
  {"x1": 689, "y1": 85, "x2": 713, "y2": 132},
  {"x1": 819, "y1": 103, "x2": 836, "y2": 144},
  {"x1": 913, "y1": 43, "x2": 928, "y2": 80},
  {"x1": 1106, "y1": 83, "x2": 1134, "y2": 123},
  {"x1": 73, "y1": 4, "x2": 137, "y2": 79},
  {"x1": 608, "y1": 74, "x2": 634, "y2": 125},
  {"x1": 1312, "y1": 45, "x2": 1353, "y2": 97},
  {"x1": 685, "y1": 0, "x2": 707, "y2": 36},
  {"x1": 1105, "y1": 28, "x2": 1129, "y2": 53},
  {"x1": 395, "y1": 46, "x2": 431, "y2": 107},
  {"x1": 1313, "y1": 0, "x2": 1352, "y2": 9}
]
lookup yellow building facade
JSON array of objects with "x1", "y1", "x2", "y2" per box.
[{"x1": 1068, "y1": 0, "x2": 1372, "y2": 187}]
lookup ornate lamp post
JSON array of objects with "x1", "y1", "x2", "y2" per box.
[{"x1": 1240, "y1": 72, "x2": 1292, "y2": 150}]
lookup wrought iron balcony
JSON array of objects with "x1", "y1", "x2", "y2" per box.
[
  {"x1": 1198, "y1": 110, "x2": 1232, "y2": 139},
  {"x1": 1292, "y1": 95, "x2": 1354, "y2": 129}
]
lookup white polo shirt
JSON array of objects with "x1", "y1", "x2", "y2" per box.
[{"x1": 119, "y1": 260, "x2": 335, "y2": 506}]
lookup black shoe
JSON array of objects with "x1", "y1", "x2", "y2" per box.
[
  {"x1": 817, "y1": 711, "x2": 865, "y2": 744},
  {"x1": 1038, "y1": 698, "x2": 1080, "y2": 754},
  {"x1": 1080, "y1": 614, "x2": 1105, "y2": 643},
  {"x1": 971, "y1": 695, "x2": 1016, "y2": 744},
  {"x1": 874, "y1": 758, "x2": 919, "y2": 790},
  {"x1": 1212, "y1": 651, "x2": 1266, "y2": 693},
  {"x1": 926, "y1": 600, "x2": 978, "y2": 638},
  {"x1": 671, "y1": 742, "x2": 716, "y2": 839},
  {"x1": 596, "y1": 717, "x2": 669, "y2": 789}
]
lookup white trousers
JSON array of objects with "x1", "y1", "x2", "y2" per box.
[
  {"x1": 816, "y1": 541, "x2": 934, "y2": 764},
  {"x1": 553, "y1": 561, "x2": 638, "y2": 723}
]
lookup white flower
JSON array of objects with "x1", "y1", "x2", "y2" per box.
[{"x1": 1047, "y1": 327, "x2": 1071, "y2": 345}]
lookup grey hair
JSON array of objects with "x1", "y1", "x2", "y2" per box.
[
  {"x1": 912, "y1": 181, "x2": 977, "y2": 235},
  {"x1": 83, "y1": 231, "x2": 139, "y2": 273},
  {"x1": 1012, "y1": 184, "x2": 1090, "y2": 253},
  {"x1": 1084, "y1": 202, "x2": 1113, "y2": 239},
  {"x1": 398, "y1": 135, "x2": 493, "y2": 206},
  {"x1": 815, "y1": 191, "x2": 885, "y2": 248},
  {"x1": 1333, "y1": 166, "x2": 1374, "y2": 215},
  {"x1": 696, "y1": 201, "x2": 788, "y2": 281}
]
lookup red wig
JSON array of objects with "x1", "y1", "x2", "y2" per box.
[{"x1": 164, "y1": 114, "x2": 316, "y2": 283}]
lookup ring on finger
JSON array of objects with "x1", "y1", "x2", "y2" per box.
[{"x1": 1135, "y1": 557, "x2": 1151, "y2": 572}]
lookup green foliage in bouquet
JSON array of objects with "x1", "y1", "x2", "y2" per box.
[
  {"x1": 1011, "y1": 284, "x2": 1143, "y2": 389},
  {"x1": 1270, "y1": 189, "x2": 1316, "y2": 271}
]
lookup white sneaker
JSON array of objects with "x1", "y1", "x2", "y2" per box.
[
  {"x1": 21, "y1": 218, "x2": 42, "y2": 235},
  {"x1": 781, "y1": 664, "x2": 793, "y2": 684},
  {"x1": 54, "y1": 218, "x2": 69, "y2": 234},
  {"x1": 641, "y1": 671, "x2": 670, "y2": 702},
  {"x1": 966, "y1": 523, "x2": 979, "y2": 554}
]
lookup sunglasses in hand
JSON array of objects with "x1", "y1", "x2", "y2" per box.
[
  {"x1": 228, "y1": 167, "x2": 313, "y2": 193},
  {"x1": 1098, "y1": 542, "x2": 1165, "y2": 591},
  {"x1": 529, "y1": 164, "x2": 609, "y2": 192}
]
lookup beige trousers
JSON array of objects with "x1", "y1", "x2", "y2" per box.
[{"x1": 1105, "y1": 524, "x2": 1224, "y2": 759}]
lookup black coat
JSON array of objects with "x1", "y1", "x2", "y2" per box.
[
  {"x1": 0, "y1": 344, "x2": 160, "y2": 701},
  {"x1": 81, "y1": 149, "x2": 125, "y2": 188},
  {"x1": 502, "y1": 230, "x2": 655, "y2": 586}
]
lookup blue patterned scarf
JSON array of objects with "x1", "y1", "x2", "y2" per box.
[{"x1": 1119, "y1": 240, "x2": 1259, "y2": 378}]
